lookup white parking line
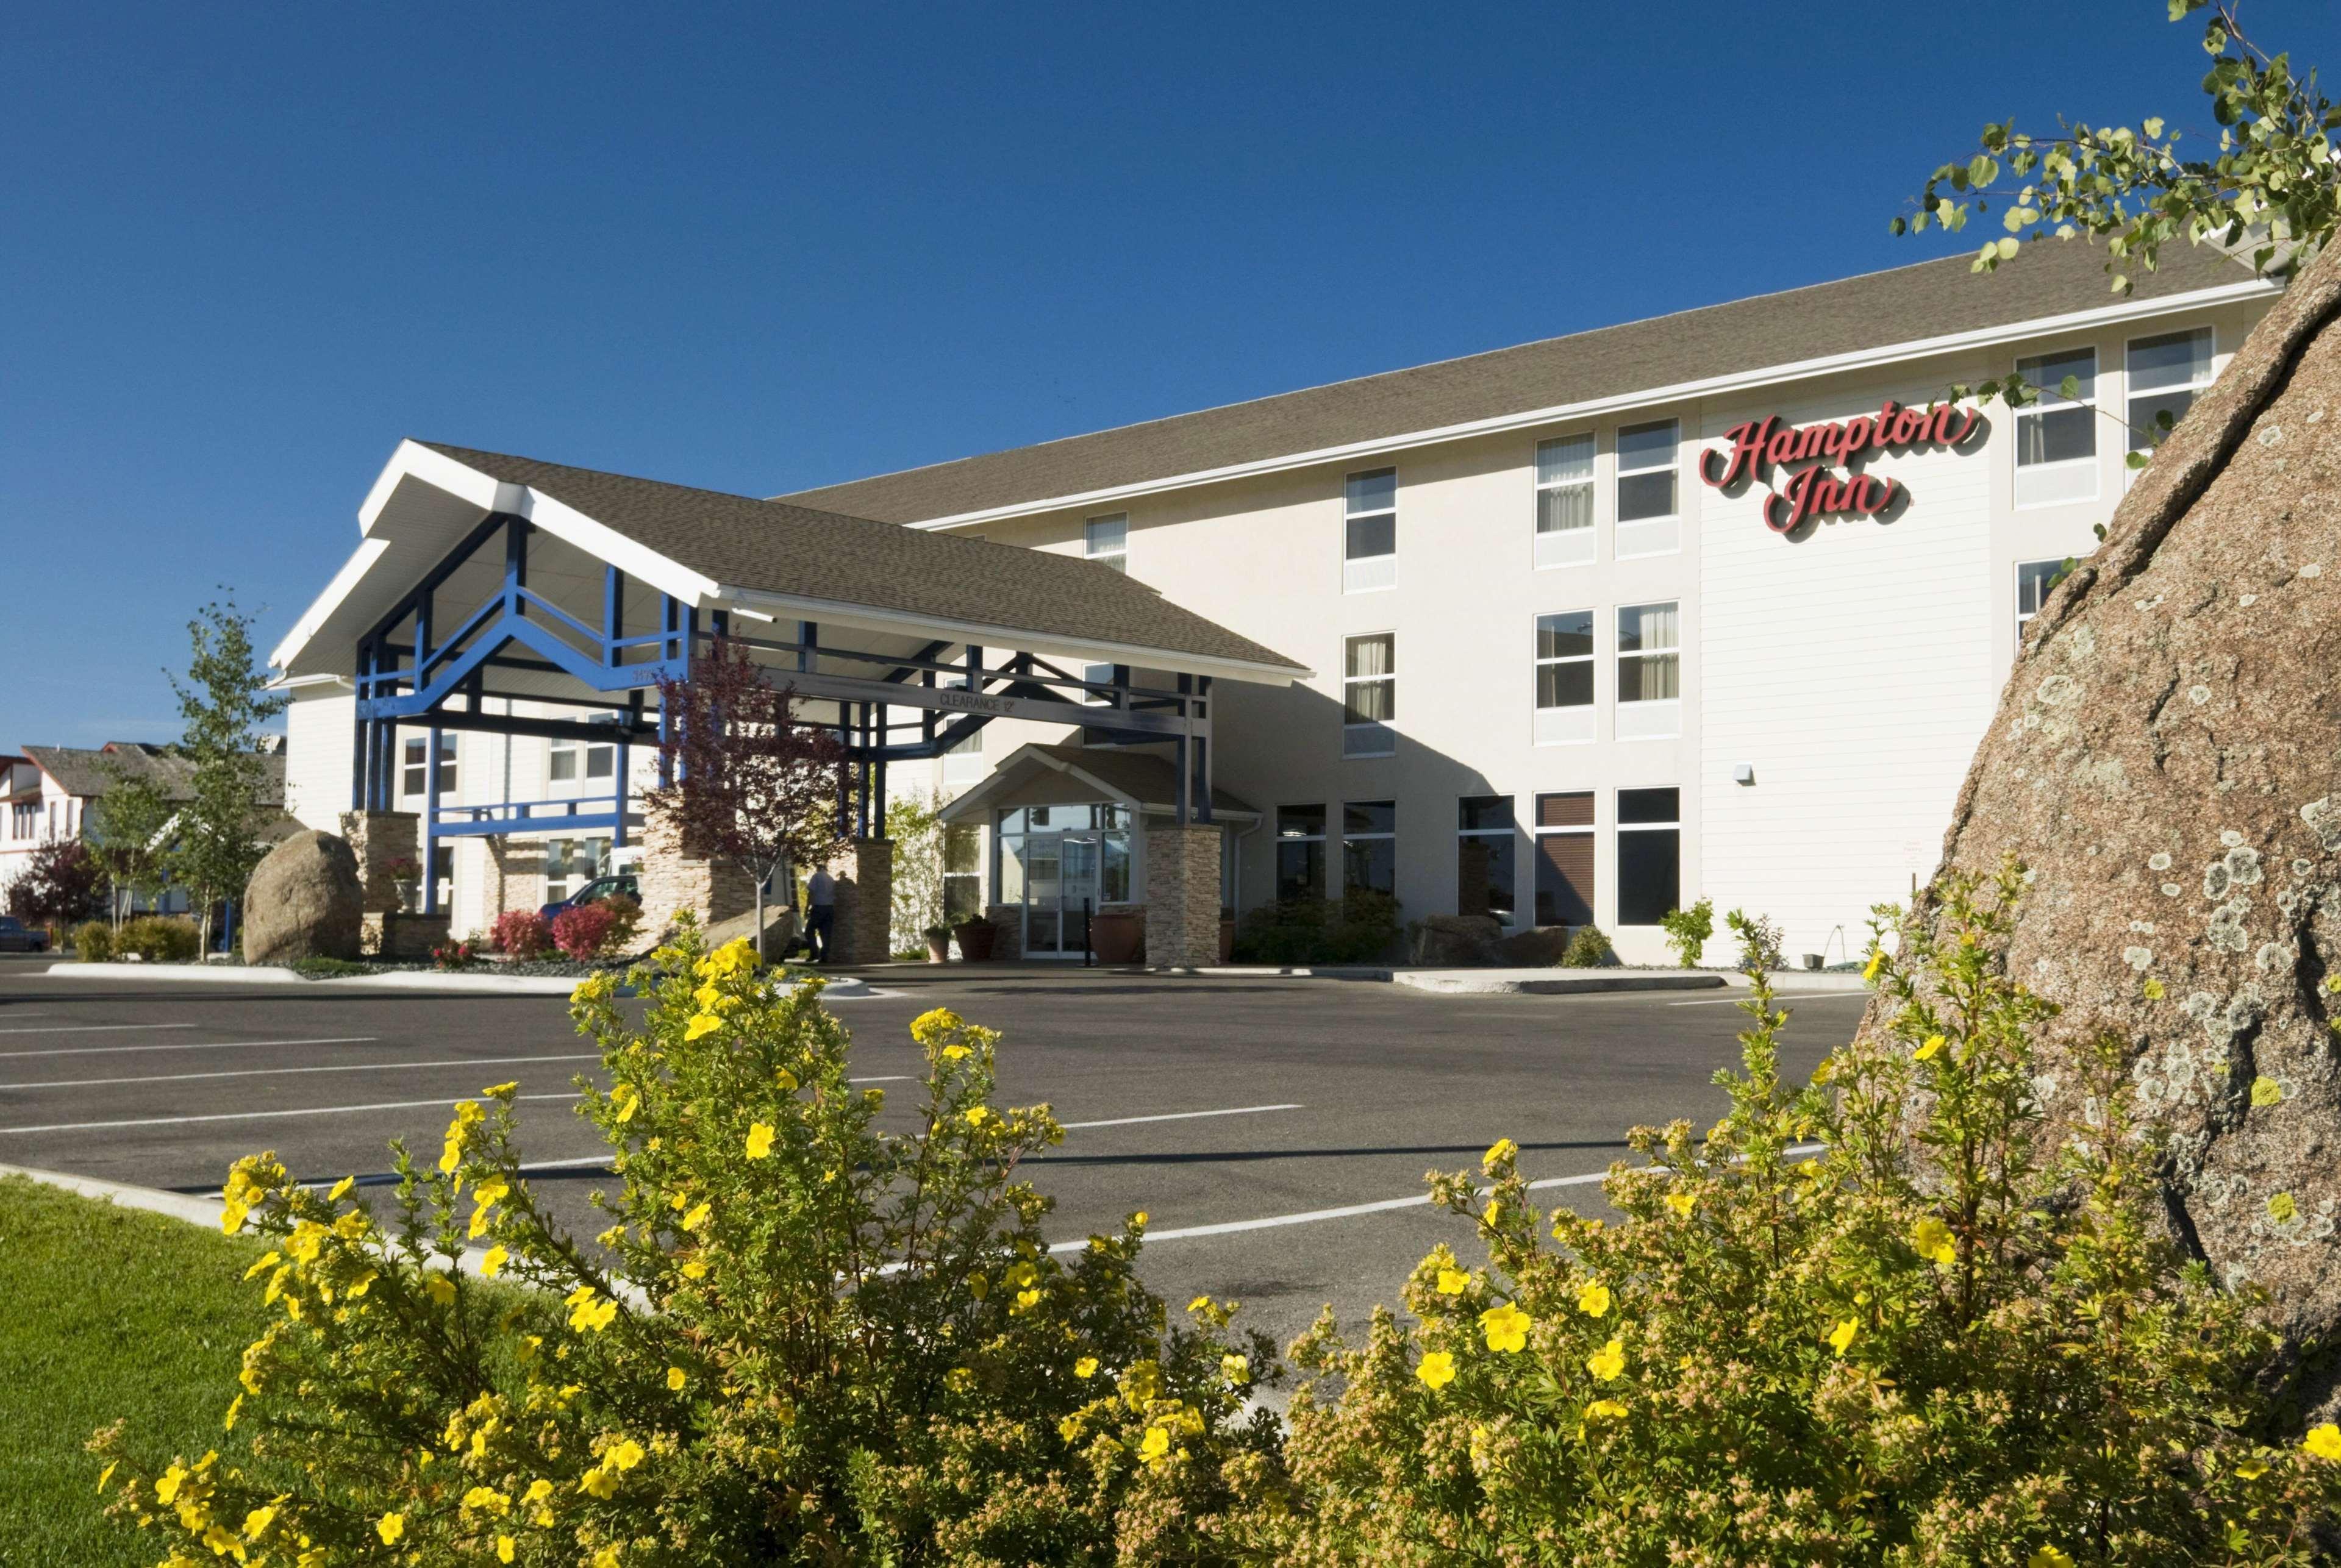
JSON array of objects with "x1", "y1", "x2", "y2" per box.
[
  {"x1": 1058, "y1": 1103, "x2": 1303, "y2": 1131},
  {"x1": 0, "y1": 1093, "x2": 585, "y2": 1136},
  {"x1": 1667, "y1": 992, "x2": 1868, "y2": 1006},
  {"x1": 0, "y1": 1052, "x2": 606, "y2": 1092},
  {"x1": 0, "y1": 1035, "x2": 380, "y2": 1061},
  {"x1": 0, "y1": 1022, "x2": 198, "y2": 1036},
  {"x1": 1046, "y1": 1142, "x2": 1828, "y2": 1252}
]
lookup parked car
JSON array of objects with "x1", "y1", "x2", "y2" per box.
[
  {"x1": 0, "y1": 916, "x2": 49, "y2": 953},
  {"x1": 540, "y1": 873, "x2": 640, "y2": 921}
]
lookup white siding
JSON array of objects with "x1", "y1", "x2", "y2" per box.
[{"x1": 285, "y1": 693, "x2": 355, "y2": 830}]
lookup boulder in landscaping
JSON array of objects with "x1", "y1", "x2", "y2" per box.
[
  {"x1": 243, "y1": 830, "x2": 363, "y2": 963},
  {"x1": 1409, "y1": 913, "x2": 1501, "y2": 966}
]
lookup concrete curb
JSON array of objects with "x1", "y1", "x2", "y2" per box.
[
  {"x1": 45, "y1": 961, "x2": 306, "y2": 985},
  {"x1": 0, "y1": 1160, "x2": 228, "y2": 1229},
  {"x1": 1719, "y1": 970, "x2": 1875, "y2": 994},
  {"x1": 40, "y1": 963, "x2": 881, "y2": 1000},
  {"x1": 1393, "y1": 970, "x2": 1727, "y2": 996}
]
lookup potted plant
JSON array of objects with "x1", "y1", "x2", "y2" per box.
[
  {"x1": 952, "y1": 913, "x2": 997, "y2": 962},
  {"x1": 1091, "y1": 906, "x2": 1144, "y2": 966},
  {"x1": 385, "y1": 855, "x2": 422, "y2": 912},
  {"x1": 922, "y1": 923, "x2": 952, "y2": 964}
]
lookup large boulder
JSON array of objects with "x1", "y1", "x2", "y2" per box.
[
  {"x1": 1891, "y1": 240, "x2": 2341, "y2": 1397},
  {"x1": 1409, "y1": 913, "x2": 1501, "y2": 966},
  {"x1": 243, "y1": 831, "x2": 364, "y2": 963}
]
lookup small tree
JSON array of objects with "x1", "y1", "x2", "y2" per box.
[
  {"x1": 7, "y1": 839, "x2": 106, "y2": 938},
  {"x1": 168, "y1": 597, "x2": 285, "y2": 953},
  {"x1": 85, "y1": 767, "x2": 176, "y2": 928},
  {"x1": 885, "y1": 786, "x2": 949, "y2": 953},
  {"x1": 649, "y1": 637, "x2": 848, "y2": 962},
  {"x1": 1657, "y1": 896, "x2": 1714, "y2": 968}
]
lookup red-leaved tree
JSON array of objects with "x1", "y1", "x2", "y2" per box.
[
  {"x1": 649, "y1": 638, "x2": 849, "y2": 961},
  {"x1": 6, "y1": 839, "x2": 107, "y2": 938}
]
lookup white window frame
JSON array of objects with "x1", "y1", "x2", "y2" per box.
[
  {"x1": 1339, "y1": 799, "x2": 1396, "y2": 897},
  {"x1": 2015, "y1": 558, "x2": 2068, "y2": 649},
  {"x1": 2123, "y1": 327, "x2": 2214, "y2": 489},
  {"x1": 1342, "y1": 631, "x2": 1396, "y2": 758},
  {"x1": 548, "y1": 736, "x2": 617, "y2": 792},
  {"x1": 1456, "y1": 794, "x2": 1518, "y2": 927},
  {"x1": 1532, "y1": 608, "x2": 1596, "y2": 747},
  {"x1": 1614, "y1": 418, "x2": 1681, "y2": 557},
  {"x1": 1343, "y1": 468, "x2": 1398, "y2": 594},
  {"x1": 1532, "y1": 791, "x2": 1597, "y2": 929},
  {"x1": 1534, "y1": 433, "x2": 1596, "y2": 569},
  {"x1": 1615, "y1": 600, "x2": 1681, "y2": 741},
  {"x1": 400, "y1": 732, "x2": 457, "y2": 800},
  {"x1": 1084, "y1": 513, "x2": 1128, "y2": 572},
  {"x1": 543, "y1": 835, "x2": 612, "y2": 905},
  {"x1": 1614, "y1": 786, "x2": 1682, "y2": 928},
  {"x1": 2014, "y1": 346, "x2": 2100, "y2": 508}
]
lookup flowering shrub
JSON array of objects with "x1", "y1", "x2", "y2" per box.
[
  {"x1": 549, "y1": 903, "x2": 617, "y2": 961},
  {"x1": 91, "y1": 927, "x2": 1283, "y2": 1565},
  {"x1": 429, "y1": 940, "x2": 478, "y2": 971},
  {"x1": 490, "y1": 910, "x2": 552, "y2": 960},
  {"x1": 1245, "y1": 861, "x2": 2341, "y2": 1563}
]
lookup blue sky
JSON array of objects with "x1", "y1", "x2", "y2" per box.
[{"x1": 2, "y1": 1, "x2": 2323, "y2": 746}]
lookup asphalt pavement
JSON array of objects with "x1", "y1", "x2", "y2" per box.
[{"x1": 0, "y1": 954, "x2": 1868, "y2": 1367}]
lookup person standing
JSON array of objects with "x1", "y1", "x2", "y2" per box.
[{"x1": 804, "y1": 866, "x2": 837, "y2": 963}]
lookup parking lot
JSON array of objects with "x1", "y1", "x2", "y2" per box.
[{"x1": 0, "y1": 956, "x2": 1867, "y2": 1360}]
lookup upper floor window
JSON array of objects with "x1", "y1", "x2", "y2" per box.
[
  {"x1": 1085, "y1": 513, "x2": 1128, "y2": 572},
  {"x1": 2126, "y1": 327, "x2": 2212, "y2": 478},
  {"x1": 1617, "y1": 601, "x2": 1681, "y2": 740},
  {"x1": 9, "y1": 802, "x2": 33, "y2": 841},
  {"x1": 2015, "y1": 346, "x2": 2098, "y2": 507},
  {"x1": 401, "y1": 733, "x2": 457, "y2": 799},
  {"x1": 1615, "y1": 419, "x2": 1680, "y2": 556},
  {"x1": 1534, "y1": 609, "x2": 1596, "y2": 747},
  {"x1": 1535, "y1": 434, "x2": 1595, "y2": 569},
  {"x1": 1343, "y1": 468, "x2": 1398, "y2": 593},
  {"x1": 1342, "y1": 633, "x2": 1396, "y2": 757},
  {"x1": 549, "y1": 738, "x2": 615, "y2": 789},
  {"x1": 2015, "y1": 558, "x2": 2068, "y2": 648}
]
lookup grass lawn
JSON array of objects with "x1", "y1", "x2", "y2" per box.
[{"x1": 0, "y1": 1175, "x2": 271, "y2": 1568}]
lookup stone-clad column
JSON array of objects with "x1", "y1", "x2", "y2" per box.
[
  {"x1": 338, "y1": 810, "x2": 418, "y2": 913},
  {"x1": 1143, "y1": 824, "x2": 1222, "y2": 969},
  {"x1": 829, "y1": 838, "x2": 894, "y2": 966},
  {"x1": 637, "y1": 804, "x2": 757, "y2": 935}
]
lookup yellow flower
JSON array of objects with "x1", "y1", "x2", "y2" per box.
[
  {"x1": 942, "y1": 1044, "x2": 971, "y2": 1060},
  {"x1": 684, "y1": 1013, "x2": 724, "y2": 1041},
  {"x1": 610, "y1": 1084, "x2": 640, "y2": 1123},
  {"x1": 242, "y1": 1505, "x2": 275, "y2": 1539},
  {"x1": 220, "y1": 1199, "x2": 249, "y2": 1235},
  {"x1": 1415, "y1": 1350, "x2": 1457, "y2": 1389},
  {"x1": 681, "y1": 1202, "x2": 712, "y2": 1231},
  {"x1": 1912, "y1": 1216, "x2": 1957, "y2": 1266},
  {"x1": 1664, "y1": 1191, "x2": 1695, "y2": 1217},
  {"x1": 327, "y1": 1175, "x2": 356, "y2": 1201},
  {"x1": 2237, "y1": 1458, "x2": 2270, "y2": 1479},
  {"x1": 1138, "y1": 1425, "x2": 1171, "y2": 1462},
  {"x1": 667, "y1": 1367, "x2": 687, "y2": 1391},
  {"x1": 607, "y1": 1438, "x2": 645, "y2": 1471},
  {"x1": 1862, "y1": 950, "x2": 1884, "y2": 982},
  {"x1": 680, "y1": 1259, "x2": 709, "y2": 1280},
  {"x1": 497, "y1": 1537, "x2": 515, "y2": 1563},
  {"x1": 96, "y1": 1461, "x2": 116, "y2": 1494},
  {"x1": 2028, "y1": 1549, "x2": 2074, "y2": 1568},
  {"x1": 426, "y1": 1275, "x2": 457, "y2": 1307},
  {"x1": 1188, "y1": 1294, "x2": 1212, "y2": 1312},
  {"x1": 1586, "y1": 1338, "x2": 1625, "y2": 1381},
  {"x1": 1479, "y1": 1302, "x2": 1532, "y2": 1353},
  {"x1": 1828, "y1": 1317, "x2": 1859, "y2": 1355},
  {"x1": 745, "y1": 1122, "x2": 775, "y2": 1160},
  {"x1": 376, "y1": 1513, "x2": 405, "y2": 1545},
  {"x1": 570, "y1": 1294, "x2": 618, "y2": 1333},
  {"x1": 1058, "y1": 1415, "x2": 1084, "y2": 1442},
  {"x1": 1132, "y1": 1211, "x2": 1148, "y2": 1226},
  {"x1": 1811, "y1": 1056, "x2": 1836, "y2": 1085},
  {"x1": 1436, "y1": 1267, "x2": 1470, "y2": 1296},
  {"x1": 1583, "y1": 1397, "x2": 1628, "y2": 1422},
  {"x1": 1221, "y1": 1353, "x2": 1249, "y2": 1384},
  {"x1": 1073, "y1": 1356, "x2": 1099, "y2": 1378},
  {"x1": 481, "y1": 1245, "x2": 509, "y2": 1278},
  {"x1": 1015, "y1": 1288, "x2": 1041, "y2": 1310},
  {"x1": 483, "y1": 1080, "x2": 517, "y2": 1097},
  {"x1": 910, "y1": 1006, "x2": 965, "y2": 1042},
  {"x1": 1915, "y1": 1034, "x2": 1945, "y2": 1061},
  {"x1": 776, "y1": 1069, "x2": 798, "y2": 1092},
  {"x1": 2304, "y1": 1423, "x2": 2341, "y2": 1461},
  {"x1": 155, "y1": 1463, "x2": 186, "y2": 1503},
  {"x1": 579, "y1": 1468, "x2": 618, "y2": 1499},
  {"x1": 592, "y1": 1546, "x2": 621, "y2": 1568},
  {"x1": 1482, "y1": 1137, "x2": 1517, "y2": 1169},
  {"x1": 965, "y1": 1105, "x2": 992, "y2": 1127},
  {"x1": 1576, "y1": 1281, "x2": 1611, "y2": 1318},
  {"x1": 524, "y1": 1479, "x2": 553, "y2": 1505},
  {"x1": 2253, "y1": 1076, "x2": 2284, "y2": 1108},
  {"x1": 224, "y1": 1392, "x2": 243, "y2": 1431}
]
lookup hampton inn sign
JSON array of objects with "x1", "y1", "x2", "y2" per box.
[{"x1": 1701, "y1": 397, "x2": 1983, "y2": 534}]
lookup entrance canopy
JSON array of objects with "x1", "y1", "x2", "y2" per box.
[
  {"x1": 271, "y1": 441, "x2": 1307, "y2": 900},
  {"x1": 938, "y1": 742, "x2": 1260, "y2": 825}
]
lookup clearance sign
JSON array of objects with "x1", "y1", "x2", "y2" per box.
[{"x1": 1699, "y1": 399, "x2": 1981, "y2": 534}]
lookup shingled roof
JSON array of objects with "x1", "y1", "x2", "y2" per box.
[
  {"x1": 774, "y1": 240, "x2": 2268, "y2": 526},
  {"x1": 414, "y1": 443, "x2": 1307, "y2": 678},
  {"x1": 21, "y1": 744, "x2": 285, "y2": 807}
]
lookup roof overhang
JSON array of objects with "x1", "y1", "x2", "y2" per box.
[
  {"x1": 893, "y1": 275, "x2": 2283, "y2": 532},
  {"x1": 936, "y1": 742, "x2": 1260, "y2": 825}
]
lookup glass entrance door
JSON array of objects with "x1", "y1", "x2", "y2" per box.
[{"x1": 996, "y1": 806, "x2": 1132, "y2": 959}]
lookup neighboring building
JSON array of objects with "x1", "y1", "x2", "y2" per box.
[
  {"x1": 0, "y1": 741, "x2": 292, "y2": 916},
  {"x1": 276, "y1": 239, "x2": 2282, "y2": 963}
]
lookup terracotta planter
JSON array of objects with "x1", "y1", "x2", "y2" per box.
[
  {"x1": 953, "y1": 919, "x2": 998, "y2": 962},
  {"x1": 1092, "y1": 910, "x2": 1144, "y2": 966},
  {"x1": 924, "y1": 932, "x2": 951, "y2": 964}
]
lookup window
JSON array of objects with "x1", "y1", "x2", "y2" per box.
[
  {"x1": 1616, "y1": 601, "x2": 1681, "y2": 739},
  {"x1": 1276, "y1": 805, "x2": 1328, "y2": 902},
  {"x1": 1457, "y1": 796, "x2": 1515, "y2": 923},
  {"x1": 1534, "y1": 610, "x2": 1596, "y2": 746},
  {"x1": 548, "y1": 738, "x2": 615, "y2": 789},
  {"x1": 401, "y1": 733, "x2": 457, "y2": 799},
  {"x1": 1534, "y1": 791, "x2": 1595, "y2": 927},
  {"x1": 9, "y1": 803, "x2": 32, "y2": 841},
  {"x1": 1343, "y1": 468, "x2": 1398, "y2": 593},
  {"x1": 2126, "y1": 327, "x2": 2212, "y2": 480},
  {"x1": 545, "y1": 836, "x2": 610, "y2": 904},
  {"x1": 1081, "y1": 661, "x2": 1118, "y2": 708},
  {"x1": 1615, "y1": 419, "x2": 1680, "y2": 555},
  {"x1": 943, "y1": 823, "x2": 982, "y2": 922},
  {"x1": 2016, "y1": 558, "x2": 2070, "y2": 647},
  {"x1": 2015, "y1": 346, "x2": 2098, "y2": 507},
  {"x1": 430, "y1": 844, "x2": 456, "y2": 914},
  {"x1": 1616, "y1": 787, "x2": 1680, "y2": 926},
  {"x1": 1535, "y1": 434, "x2": 1595, "y2": 568},
  {"x1": 1341, "y1": 800, "x2": 1396, "y2": 896},
  {"x1": 1342, "y1": 633, "x2": 1396, "y2": 757},
  {"x1": 1085, "y1": 513, "x2": 1128, "y2": 572}
]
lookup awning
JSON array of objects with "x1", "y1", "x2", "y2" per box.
[{"x1": 937, "y1": 743, "x2": 1259, "y2": 825}]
